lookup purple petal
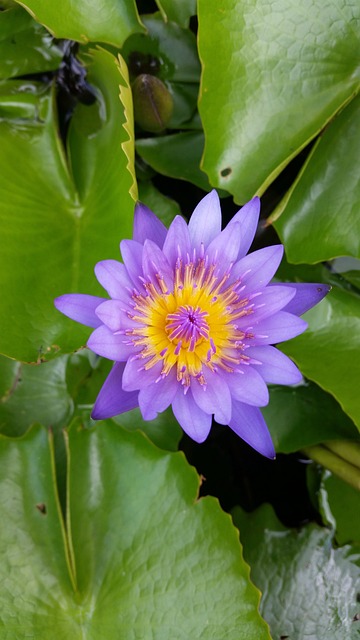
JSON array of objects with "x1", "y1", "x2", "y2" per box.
[
  {"x1": 246, "y1": 346, "x2": 303, "y2": 385},
  {"x1": 95, "y1": 300, "x2": 136, "y2": 332},
  {"x1": 206, "y1": 221, "x2": 242, "y2": 273},
  {"x1": 191, "y1": 371, "x2": 232, "y2": 425},
  {"x1": 122, "y1": 358, "x2": 163, "y2": 392},
  {"x1": 54, "y1": 294, "x2": 106, "y2": 328},
  {"x1": 142, "y1": 239, "x2": 174, "y2": 291},
  {"x1": 229, "y1": 197, "x2": 260, "y2": 259},
  {"x1": 138, "y1": 370, "x2": 178, "y2": 420},
  {"x1": 236, "y1": 285, "x2": 296, "y2": 327},
  {"x1": 94, "y1": 260, "x2": 133, "y2": 300},
  {"x1": 91, "y1": 362, "x2": 139, "y2": 420},
  {"x1": 172, "y1": 387, "x2": 212, "y2": 443},
  {"x1": 162, "y1": 215, "x2": 191, "y2": 267},
  {"x1": 229, "y1": 401, "x2": 275, "y2": 459},
  {"x1": 245, "y1": 311, "x2": 308, "y2": 346},
  {"x1": 120, "y1": 239, "x2": 143, "y2": 285},
  {"x1": 133, "y1": 202, "x2": 167, "y2": 248},
  {"x1": 225, "y1": 367, "x2": 269, "y2": 406},
  {"x1": 279, "y1": 283, "x2": 331, "y2": 316},
  {"x1": 188, "y1": 190, "x2": 222, "y2": 249},
  {"x1": 87, "y1": 325, "x2": 136, "y2": 361},
  {"x1": 230, "y1": 245, "x2": 284, "y2": 291}
]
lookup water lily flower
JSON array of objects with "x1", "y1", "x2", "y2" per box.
[{"x1": 55, "y1": 191, "x2": 330, "y2": 458}]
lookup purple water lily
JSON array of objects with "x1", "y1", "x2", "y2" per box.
[{"x1": 55, "y1": 191, "x2": 330, "y2": 458}]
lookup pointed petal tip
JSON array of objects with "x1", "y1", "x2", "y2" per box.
[
  {"x1": 90, "y1": 407, "x2": 103, "y2": 421},
  {"x1": 282, "y1": 282, "x2": 331, "y2": 316},
  {"x1": 133, "y1": 201, "x2": 167, "y2": 247},
  {"x1": 54, "y1": 293, "x2": 105, "y2": 328}
]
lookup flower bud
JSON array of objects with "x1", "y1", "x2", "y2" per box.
[{"x1": 132, "y1": 74, "x2": 173, "y2": 133}]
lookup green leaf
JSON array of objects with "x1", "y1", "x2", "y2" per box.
[
  {"x1": 0, "y1": 47, "x2": 135, "y2": 363},
  {"x1": 137, "y1": 180, "x2": 181, "y2": 227},
  {"x1": 198, "y1": 0, "x2": 360, "y2": 202},
  {"x1": 0, "y1": 5, "x2": 62, "y2": 79},
  {"x1": 322, "y1": 472, "x2": 360, "y2": 546},
  {"x1": 281, "y1": 285, "x2": 360, "y2": 431},
  {"x1": 273, "y1": 95, "x2": 360, "y2": 263},
  {"x1": 154, "y1": 0, "x2": 196, "y2": 27},
  {"x1": 0, "y1": 426, "x2": 77, "y2": 638},
  {"x1": 0, "y1": 423, "x2": 271, "y2": 638},
  {"x1": 263, "y1": 382, "x2": 358, "y2": 454},
  {"x1": 124, "y1": 14, "x2": 200, "y2": 84},
  {"x1": 234, "y1": 503, "x2": 360, "y2": 640},
  {"x1": 136, "y1": 131, "x2": 212, "y2": 190},
  {"x1": 123, "y1": 14, "x2": 200, "y2": 129},
  {"x1": 113, "y1": 407, "x2": 182, "y2": 451},
  {"x1": 13, "y1": 0, "x2": 144, "y2": 47},
  {"x1": 66, "y1": 350, "x2": 182, "y2": 451},
  {"x1": 273, "y1": 260, "x2": 360, "y2": 431},
  {"x1": 0, "y1": 354, "x2": 73, "y2": 436}
]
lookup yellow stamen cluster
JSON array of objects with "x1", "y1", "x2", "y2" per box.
[{"x1": 127, "y1": 255, "x2": 252, "y2": 387}]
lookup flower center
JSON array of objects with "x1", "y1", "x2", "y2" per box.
[
  {"x1": 166, "y1": 305, "x2": 210, "y2": 351},
  {"x1": 127, "y1": 253, "x2": 253, "y2": 387}
]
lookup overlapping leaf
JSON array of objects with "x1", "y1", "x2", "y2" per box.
[
  {"x1": 0, "y1": 423, "x2": 271, "y2": 639},
  {"x1": 0, "y1": 5, "x2": 62, "y2": 79},
  {"x1": 0, "y1": 47, "x2": 135, "y2": 362},
  {"x1": 263, "y1": 382, "x2": 358, "y2": 453},
  {"x1": 273, "y1": 262, "x2": 360, "y2": 431},
  {"x1": 154, "y1": 0, "x2": 196, "y2": 27},
  {"x1": 273, "y1": 95, "x2": 360, "y2": 263},
  {"x1": 198, "y1": 0, "x2": 360, "y2": 202},
  {"x1": 234, "y1": 503, "x2": 360, "y2": 640},
  {"x1": 0, "y1": 354, "x2": 73, "y2": 435},
  {"x1": 13, "y1": 0, "x2": 144, "y2": 46},
  {"x1": 136, "y1": 132, "x2": 211, "y2": 190},
  {"x1": 123, "y1": 14, "x2": 200, "y2": 129}
]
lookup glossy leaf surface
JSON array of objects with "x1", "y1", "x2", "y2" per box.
[
  {"x1": 198, "y1": 0, "x2": 360, "y2": 202},
  {"x1": 13, "y1": 0, "x2": 144, "y2": 46},
  {"x1": 264, "y1": 383, "x2": 358, "y2": 453},
  {"x1": 154, "y1": 0, "x2": 196, "y2": 27},
  {"x1": 123, "y1": 14, "x2": 200, "y2": 129},
  {"x1": 137, "y1": 181, "x2": 181, "y2": 227},
  {"x1": 281, "y1": 285, "x2": 360, "y2": 430},
  {"x1": 136, "y1": 132, "x2": 211, "y2": 190},
  {"x1": 0, "y1": 5, "x2": 62, "y2": 79},
  {"x1": 0, "y1": 426, "x2": 76, "y2": 638},
  {"x1": 0, "y1": 354, "x2": 73, "y2": 436},
  {"x1": 274, "y1": 261, "x2": 360, "y2": 430},
  {"x1": 0, "y1": 424, "x2": 271, "y2": 639},
  {"x1": 0, "y1": 48, "x2": 135, "y2": 362},
  {"x1": 235, "y1": 503, "x2": 360, "y2": 640},
  {"x1": 273, "y1": 95, "x2": 360, "y2": 263},
  {"x1": 322, "y1": 473, "x2": 360, "y2": 546}
]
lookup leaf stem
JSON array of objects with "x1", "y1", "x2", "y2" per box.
[
  {"x1": 303, "y1": 445, "x2": 360, "y2": 492},
  {"x1": 323, "y1": 440, "x2": 360, "y2": 470}
]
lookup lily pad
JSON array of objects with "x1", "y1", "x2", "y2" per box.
[
  {"x1": 0, "y1": 5, "x2": 62, "y2": 79},
  {"x1": 0, "y1": 47, "x2": 135, "y2": 363},
  {"x1": 234, "y1": 503, "x2": 360, "y2": 640},
  {"x1": 273, "y1": 95, "x2": 360, "y2": 263},
  {"x1": 0, "y1": 423, "x2": 271, "y2": 639},
  {"x1": 136, "y1": 131, "x2": 212, "y2": 190},
  {"x1": 198, "y1": 0, "x2": 360, "y2": 202},
  {"x1": 154, "y1": 0, "x2": 196, "y2": 27},
  {"x1": 264, "y1": 382, "x2": 358, "y2": 453},
  {"x1": 137, "y1": 180, "x2": 181, "y2": 227},
  {"x1": 13, "y1": 0, "x2": 144, "y2": 47},
  {"x1": 0, "y1": 354, "x2": 73, "y2": 436},
  {"x1": 322, "y1": 472, "x2": 360, "y2": 546},
  {"x1": 123, "y1": 14, "x2": 200, "y2": 129},
  {"x1": 274, "y1": 261, "x2": 360, "y2": 431}
]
